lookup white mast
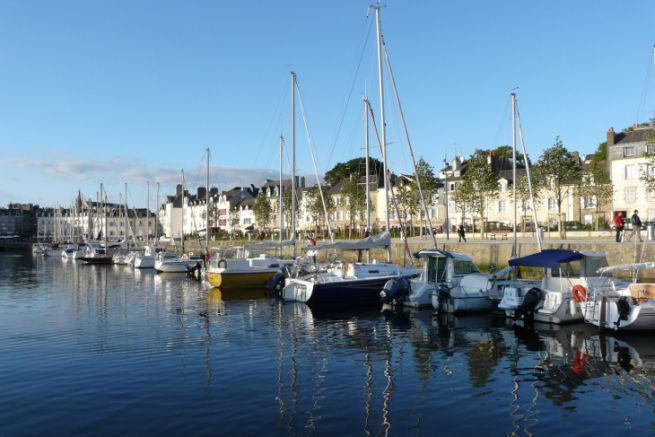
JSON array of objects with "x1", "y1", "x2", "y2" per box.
[
  {"x1": 146, "y1": 181, "x2": 150, "y2": 245},
  {"x1": 364, "y1": 98, "x2": 371, "y2": 233},
  {"x1": 279, "y1": 135, "x2": 284, "y2": 241},
  {"x1": 374, "y1": 3, "x2": 391, "y2": 262},
  {"x1": 291, "y1": 72, "x2": 297, "y2": 257},
  {"x1": 206, "y1": 148, "x2": 210, "y2": 249},
  {"x1": 156, "y1": 181, "x2": 160, "y2": 244},
  {"x1": 124, "y1": 183, "x2": 128, "y2": 248},
  {"x1": 512, "y1": 92, "x2": 517, "y2": 258}
]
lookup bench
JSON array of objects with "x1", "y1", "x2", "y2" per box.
[{"x1": 490, "y1": 230, "x2": 509, "y2": 240}]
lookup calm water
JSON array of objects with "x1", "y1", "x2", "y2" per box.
[{"x1": 1, "y1": 251, "x2": 654, "y2": 435}]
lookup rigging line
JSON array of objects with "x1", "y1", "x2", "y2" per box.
[
  {"x1": 384, "y1": 42, "x2": 438, "y2": 248},
  {"x1": 325, "y1": 15, "x2": 375, "y2": 171},
  {"x1": 494, "y1": 94, "x2": 512, "y2": 147},
  {"x1": 368, "y1": 102, "x2": 413, "y2": 262},
  {"x1": 295, "y1": 78, "x2": 335, "y2": 241},
  {"x1": 635, "y1": 46, "x2": 654, "y2": 125}
]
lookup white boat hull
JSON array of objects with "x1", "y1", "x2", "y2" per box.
[{"x1": 582, "y1": 298, "x2": 655, "y2": 331}]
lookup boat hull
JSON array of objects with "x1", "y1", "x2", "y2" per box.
[
  {"x1": 284, "y1": 275, "x2": 402, "y2": 306},
  {"x1": 207, "y1": 270, "x2": 277, "y2": 289}
]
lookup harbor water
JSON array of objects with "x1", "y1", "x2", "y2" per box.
[{"x1": 1, "y1": 251, "x2": 654, "y2": 435}]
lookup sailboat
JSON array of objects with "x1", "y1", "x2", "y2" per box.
[
  {"x1": 282, "y1": 6, "x2": 421, "y2": 307},
  {"x1": 78, "y1": 184, "x2": 113, "y2": 264}
]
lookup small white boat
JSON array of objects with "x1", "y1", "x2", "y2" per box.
[
  {"x1": 581, "y1": 261, "x2": 655, "y2": 331},
  {"x1": 134, "y1": 246, "x2": 158, "y2": 269},
  {"x1": 379, "y1": 249, "x2": 498, "y2": 313},
  {"x1": 154, "y1": 252, "x2": 189, "y2": 273},
  {"x1": 32, "y1": 243, "x2": 50, "y2": 256}
]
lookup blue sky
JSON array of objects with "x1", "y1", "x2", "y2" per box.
[{"x1": 2, "y1": 0, "x2": 654, "y2": 209}]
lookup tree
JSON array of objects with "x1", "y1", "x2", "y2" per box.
[
  {"x1": 341, "y1": 176, "x2": 366, "y2": 238},
  {"x1": 324, "y1": 157, "x2": 384, "y2": 186},
  {"x1": 492, "y1": 145, "x2": 526, "y2": 167},
  {"x1": 451, "y1": 179, "x2": 475, "y2": 230},
  {"x1": 514, "y1": 173, "x2": 542, "y2": 233},
  {"x1": 253, "y1": 193, "x2": 272, "y2": 231},
  {"x1": 305, "y1": 185, "x2": 334, "y2": 236},
  {"x1": 461, "y1": 149, "x2": 499, "y2": 238},
  {"x1": 411, "y1": 158, "x2": 438, "y2": 236},
  {"x1": 282, "y1": 186, "x2": 301, "y2": 238},
  {"x1": 579, "y1": 161, "x2": 613, "y2": 230},
  {"x1": 535, "y1": 137, "x2": 582, "y2": 238}
]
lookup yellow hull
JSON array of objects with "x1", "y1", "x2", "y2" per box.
[{"x1": 207, "y1": 270, "x2": 277, "y2": 289}]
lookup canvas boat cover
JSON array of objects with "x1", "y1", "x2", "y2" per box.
[
  {"x1": 312, "y1": 232, "x2": 391, "y2": 251},
  {"x1": 508, "y1": 249, "x2": 584, "y2": 269},
  {"x1": 597, "y1": 261, "x2": 655, "y2": 275}
]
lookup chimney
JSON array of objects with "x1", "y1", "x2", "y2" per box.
[
  {"x1": 197, "y1": 186, "x2": 207, "y2": 200},
  {"x1": 176, "y1": 184, "x2": 183, "y2": 197},
  {"x1": 607, "y1": 127, "x2": 615, "y2": 147}
]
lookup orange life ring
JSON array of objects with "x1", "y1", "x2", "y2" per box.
[{"x1": 572, "y1": 285, "x2": 587, "y2": 303}]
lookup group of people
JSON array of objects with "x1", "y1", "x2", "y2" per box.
[{"x1": 614, "y1": 210, "x2": 643, "y2": 243}]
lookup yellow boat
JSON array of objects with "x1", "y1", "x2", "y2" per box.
[{"x1": 206, "y1": 255, "x2": 283, "y2": 289}]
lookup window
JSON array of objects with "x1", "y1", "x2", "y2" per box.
[
  {"x1": 624, "y1": 187, "x2": 637, "y2": 203},
  {"x1": 625, "y1": 165, "x2": 637, "y2": 180},
  {"x1": 580, "y1": 196, "x2": 596, "y2": 209},
  {"x1": 547, "y1": 198, "x2": 557, "y2": 210},
  {"x1": 647, "y1": 144, "x2": 655, "y2": 155},
  {"x1": 551, "y1": 260, "x2": 581, "y2": 278},
  {"x1": 624, "y1": 147, "x2": 637, "y2": 157},
  {"x1": 454, "y1": 260, "x2": 481, "y2": 275},
  {"x1": 427, "y1": 256, "x2": 447, "y2": 283},
  {"x1": 498, "y1": 200, "x2": 507, "y2": 212},
  {"x1": 449, "y1": 183, "x2": 455, "y2": 192}
]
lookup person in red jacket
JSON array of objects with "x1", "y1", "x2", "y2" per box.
[{"x1": 613, "y1": 212, "x2": 624, "y2": 243}]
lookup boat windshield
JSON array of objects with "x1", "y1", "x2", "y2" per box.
[
  {"x1": 552, "y1": 260, "x2": 581, "y2": 278},
  {"x1": 427, "y1": 256, "x2": 447, "y2": 283},
  {"x1": 453, "y1": 260, "x2": 480, "y2": 275}
]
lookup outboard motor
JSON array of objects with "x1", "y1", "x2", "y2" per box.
[
  {"x1": 380, "y1": 277, "x2": 411, "y2": 305},
  {"x1": 436, "y1": 283, "x2": 451, "y2": 312},
  {"x1": 615, "y1": 296, "x2": 631, "y2": 328},
  {"x1": 267, "y1": 268, "x2": 288, "y2": 297},
  {"x1": 516, "y1": 288, "x2": 543, "y2": 320},
  {"x1": 187, "y1": 262, "x2": 203, "y2": 281}
]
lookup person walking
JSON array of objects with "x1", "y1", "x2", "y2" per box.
[
  {"x1": 614, "y1": 212, "x2": 624, "y2": 243},
  {"x1": 458, "y1": 224, "x2": 467, "y2": 243},
  {"x1": 626, "y1": 210, "x2": 643, "y2": 242}
]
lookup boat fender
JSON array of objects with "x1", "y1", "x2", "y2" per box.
[
  {"x1": 516, "y1": 287, "x2": 543, "y2": 319},
  {"x1": 218, "y1": 258, "x2": 228, "y2": 269},
  {"x1": 379, "y1": 277, "x2": 411, "y2": 304},
  {"x1": 572, "y1": 285, "x2": 586, "y2": 303},
  {"x1": 615, "y1": 296, "x2": 631, "y2": 328},
  {"x1": 571, "y1": 350, "x2": 587, "y2": 374}
]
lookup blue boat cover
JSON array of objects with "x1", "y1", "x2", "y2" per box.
[{"x1": 508, "y1": 249, "x2": 584, "y2": 269}]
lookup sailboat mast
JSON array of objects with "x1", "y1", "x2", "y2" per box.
[
  {"x1": 124, "y1": 183, "x2": 128, "y2": 248},
  {"x1": 511, "y1": 92, "x2": 517, "y2": 258},
  {"x1": 279, "y1": 135, "x2": 284, "y2": 242},
  {"x1": 146, "y1": 181, "x2": 150, "y2": 245},
  {"x1": 182, "y1": 170, "x2": 186, "y2": 253},
  {"x1": 156, "y1": 181, "x2": 160, "y2": 244},
  {"x1": 291, "y1": 72, "x2": 297, "y2": 257},
  {"x1": 206, "y1": 147, "x2": 210, "y2": 249},
  {"x1": 374, "y1": 4, "x2": 391, "y2": 262},
  {"x1": 364, "y1": 98, "x2": 371, "y2": 232}
]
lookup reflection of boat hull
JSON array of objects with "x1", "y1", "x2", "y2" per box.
[
  {"x1": 212, "y1": 287, "x2": 270, "y2": 300},
  {"x1": 207, "y1": 270, "x2": 277, "y2": 288},
  {"x1": 433, "y1": 295, "x2": 494, "y2": 313},
  {"x1": 78, "y1": 256, "x2": 113, "y2": 264}
]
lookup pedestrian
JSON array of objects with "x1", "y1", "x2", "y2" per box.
[
  {"x1": 458, "y1": 224, "x2": 466, "y2": 243},
  {"x1": 203, "y1": 247, "x2": 210, "y2": 267},
  {"x1": 626, "y1": 210, "x2": 643, "y2": 242},
  {"x1": 613, "y1": 212, "x2": 624, "y2": 243}
]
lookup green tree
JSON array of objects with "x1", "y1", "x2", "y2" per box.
[
  {"x1": 305, "y1": 185, "x2": 334, "y2": 236},
  {"x1": 579, "y1": 161, "x2": 613, "y2": 230},
  {"x1": 253, "y1": 193, "x2": 272, "y2": 231},
  {"x1": 411, "y1": 158, "x2": 438, "y2": 236},
  {"x1": 324, "y1": 157, "x2": 384, "y2": 186},
  {"x1": 461, "y1": 149, "x2": 499, "y2": 238},
  {"x1": 514, "y1": 173, "x2": 543, "y2": 233},
  {"x1": 451, "y1": 179, "x2": 475, "y2": 230},
  {"x1": 341, "y1": 176, "x2": 366, "y2": 238},
  {"x1": 282, "y1": 186, "x2": 301, "y2": 238},
  {"x1": 535, "y1": 137, "x2": 582, "y2": 238}
]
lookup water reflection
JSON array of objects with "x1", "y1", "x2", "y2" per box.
[{"x1": 2, "y1": 250, "x2": 655, "y2": 435}]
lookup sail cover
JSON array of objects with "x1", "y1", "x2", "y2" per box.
[
  {"x1": 312, "y1": 232, "x2": 391, "y2": 251},
  {"x1": 508, "y1": 249, "x2": 584, "y2": 269}
]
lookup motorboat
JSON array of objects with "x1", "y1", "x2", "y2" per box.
[
  {"x1": 380, "y1": 249, "x2": 500, "y2": 313},
  {"x1": 207, "y1": 252, "x2": 286, "y2": 289},
  {"x1": 581, "y1": 261, "x2": 655, "y2": 331},
  {"x1": 498, "y1": 249, "x2": 624, "y2": 324},
  {"x1": 77, "y1": 244, "x2": 113, "y2": 264},
  {"x1": 32, "y1": 243, "x2": 50, "y2": 256},
  {"x1": 134, "y1": 246, "x2": 159, "y2": 269},
  {"x1": 282, "y1": 233, "x2": 421, "y2": 306},
  {"x1": 154, "y1": 252, "x2": 189, "y2": 273}
]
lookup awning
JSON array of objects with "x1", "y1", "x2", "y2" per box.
[{"x1": 508, "y1": 249, "x2": 584, "y2": 269}]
